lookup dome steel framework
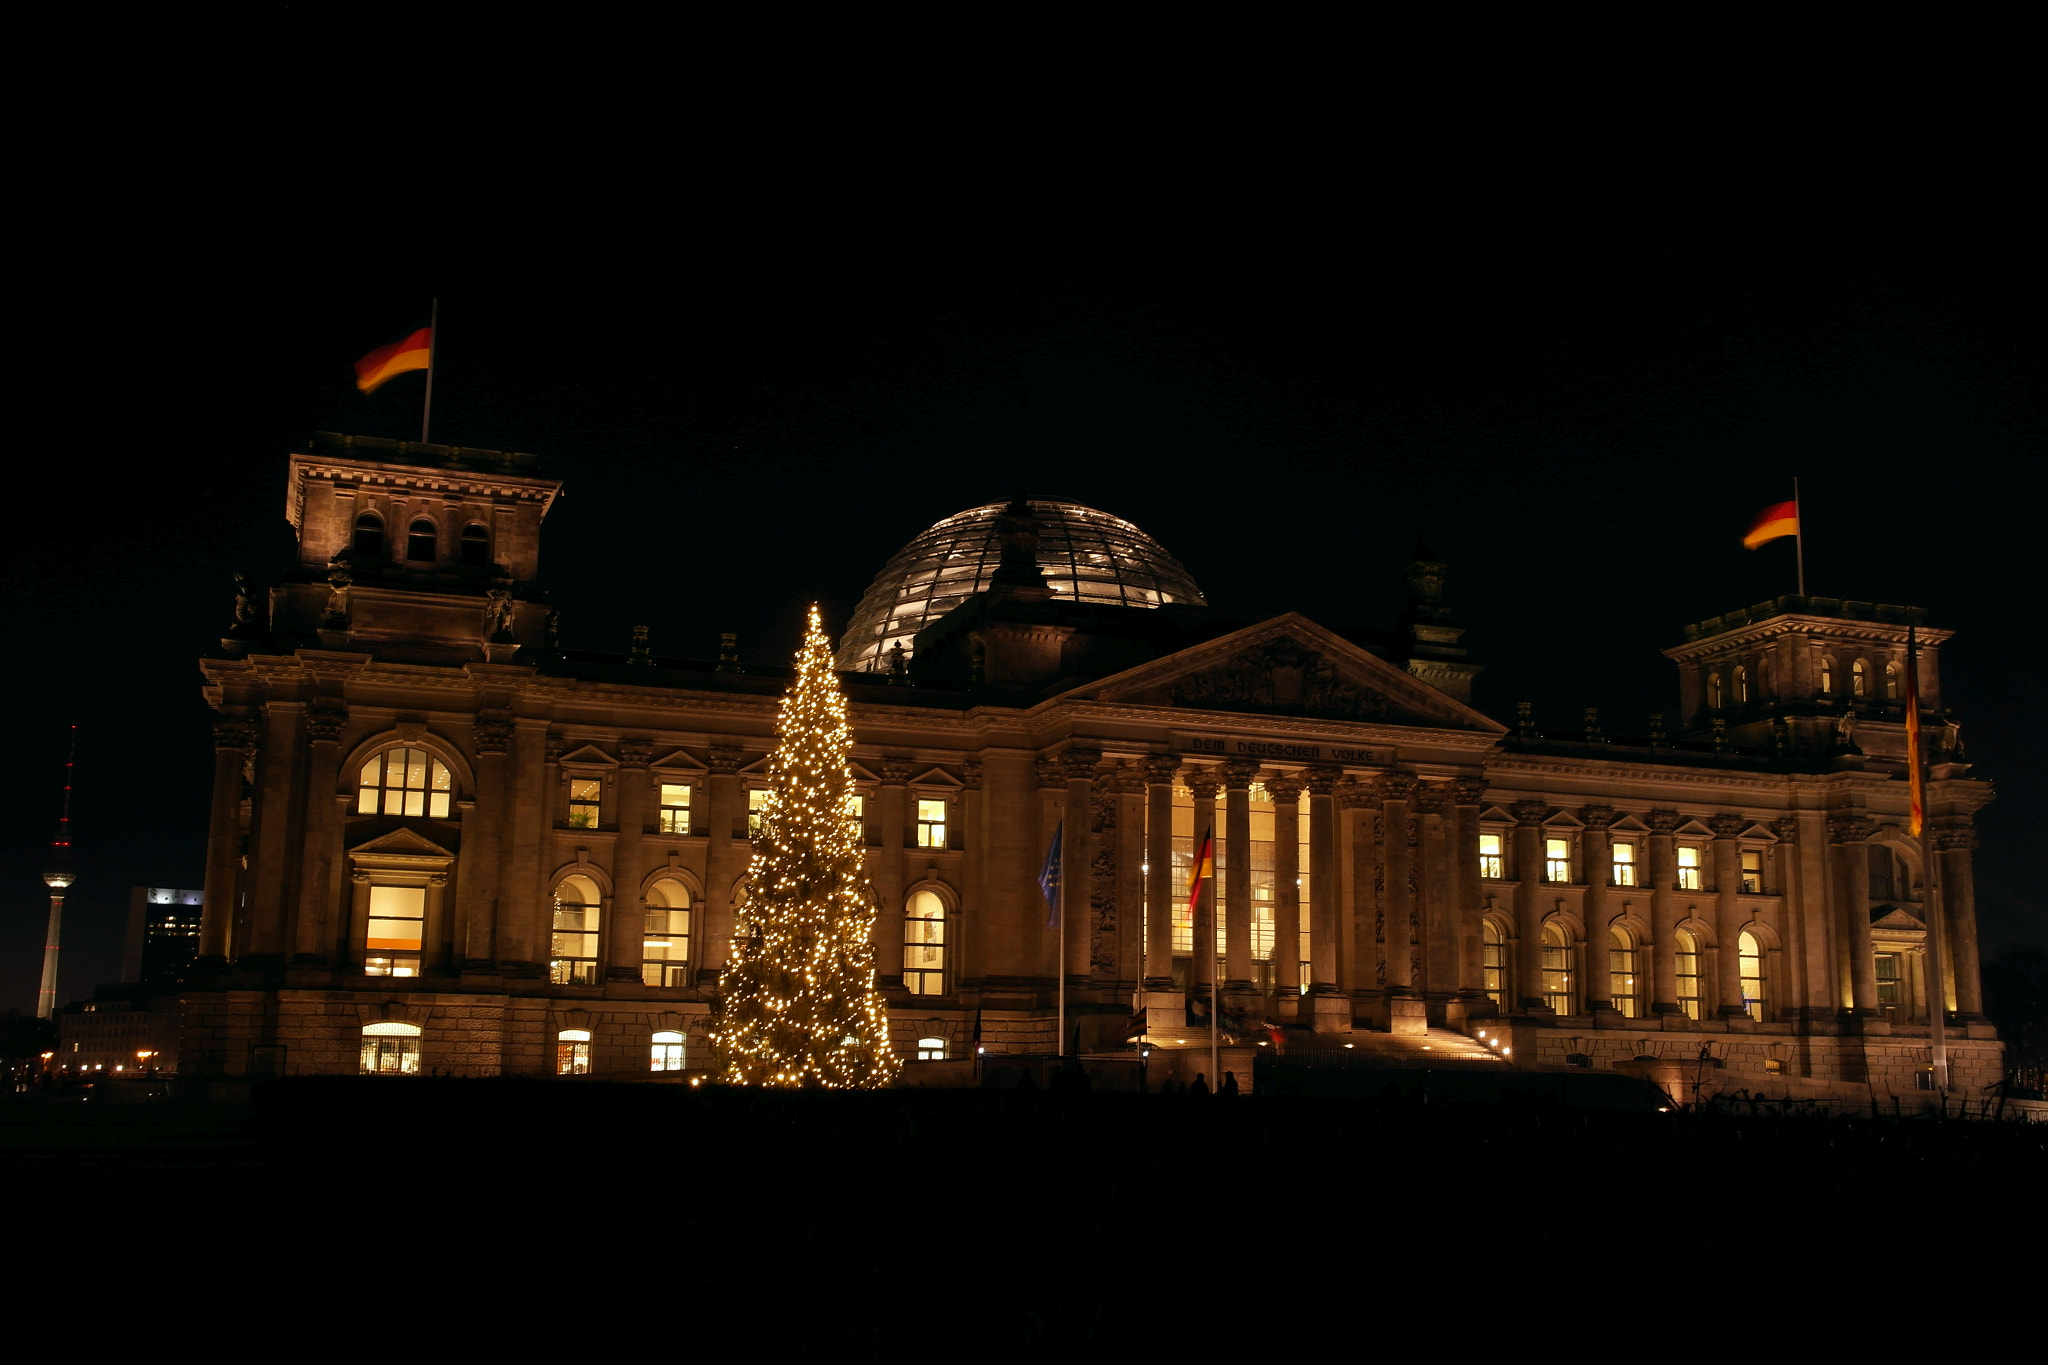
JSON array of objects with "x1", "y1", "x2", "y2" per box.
[{"x1": 836, "y1": 498, "x2": 1206, "y2": 672}]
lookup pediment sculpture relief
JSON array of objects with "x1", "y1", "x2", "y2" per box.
[{"x1": 1169, "y1": 637, "x2": 1391, "y2": 721}]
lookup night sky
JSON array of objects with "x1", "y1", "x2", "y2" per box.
[{"x1": 5, "y1": 62, "x2": 2038, "y2": 1013}]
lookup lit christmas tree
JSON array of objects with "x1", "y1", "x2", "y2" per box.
[{"x1": 710, "y1": 606, "x2": 900, "y2": 1088}]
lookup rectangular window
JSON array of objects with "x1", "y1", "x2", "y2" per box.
[
  {"x1": 658, "y1": 783, "x2": 691, "y2": 835},
  {"x1": 1610, "y1": 939, "x2": 1637, "y2": 1017},
  {"x1": 651, "y1": 1031, "x2": 686, "y2": 1072},
  {"x1": 1611, "y1": 841, "x2": 1637, "y2": 887},
  {"x1": 846, "y1": 792, "x2": 865, "y2": 834},
  {"x1": 364, "y1": 885, "x2": 425, "y2": 977},
  {"x1": 1544, "y1": 837, "x2": 1571, "y2": 884},
  {"x1": 568, "y1": 778, "x2": 601, "y2": 829},
  {"x1": 748, "y1": 788, "x2": 772, "y2": 838},
  {"x1": 1740, "y1": 849, "x2": 1764, "y2": 895},
  {"x1": 1478, "y1": 832, "x2": 1504, "y2": 880},
  {"x1": 1676, "y1": 845, "x2": 1702, "y2": 891},
  {"x1": 903, "y1": 890, "x2": 946, "y2": 996},
  {"x1": 916, "y1": 798, "x2": 948, "y2": 849},
  {"x1": 1875, "y1": 952, "x2": 1903, "y2": 1011},
  {"x1": 556, "y1": 1030, "x2": 591, "y2": 1075}
]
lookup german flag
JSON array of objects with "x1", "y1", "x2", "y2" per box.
[
  {"x1": 1905, "y1": 626, "x2": 1925, "y2": 837},
  {"x1": 1187, "y1": 824, "x2": 1215, "y2": 917},
  {"x1": 354, "y1": 327, "x2": 433, "y2": 395},
  {"x1": 1742, "y1": 500, "x2": 1799, "y2": 550}
]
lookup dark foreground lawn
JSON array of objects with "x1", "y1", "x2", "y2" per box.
[{"x1": 7, "y1": 1080, "x2": 2039, "y2": 1347}]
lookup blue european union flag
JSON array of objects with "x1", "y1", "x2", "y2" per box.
[{"x1": 1039, "y1": 819, "x2": 1063, "y2": 929}]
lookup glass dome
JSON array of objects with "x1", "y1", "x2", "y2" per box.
[{"x1": 836, "y1": 497, "x2": 1206, "y2": 672}]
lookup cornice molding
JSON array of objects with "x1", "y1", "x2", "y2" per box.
[{"x1": 1663, "y1": 615, "x2": 1954, "y2": 662}]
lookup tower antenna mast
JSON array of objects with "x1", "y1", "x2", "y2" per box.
[{"x1": 37, "y1": 725, "x2": 78, "y2": 1020}]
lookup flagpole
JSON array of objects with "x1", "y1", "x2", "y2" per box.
[
  {"x1": 421, "y1": 296, "x2": 439, "y2": 445},
  {"x1": 1208, "y1": 874, "x2": 1219, "y2": 1091},
  {"x1": 1793, "y1": 475, "x2": 1806, "y2": 597},
  {"x1": 1908, "y1": 626, "x2": 1950, "y2": 1093}
]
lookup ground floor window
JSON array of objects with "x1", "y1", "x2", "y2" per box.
[
  {"x1": 651, "y1": 1030, "x2": 685, "y2": 1072},
  {"x1": 915, "y1": 1036, "x2": 946, "y2": 1061},
  {"x1": 360, "y1": 1021, "x2": 421, "y2": 1075},
  {"x1": 557, "y1": 1028, "x2": 592, "y2": 1075}
]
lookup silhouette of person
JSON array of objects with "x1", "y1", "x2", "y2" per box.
[
  {"x1": 1190, "y1": 1073, "x2": 1211, "y2": 1096},
  {"x1": 1220, "y1": 1071, "x2": 1240, "y2": 1096}
]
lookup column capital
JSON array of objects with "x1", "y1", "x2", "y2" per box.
[
  {"x1": 1708, "y1": 813, "x2": 1746, "y2": 841},
  {"x1": 475, "y1": 717, "x2": 514, "y2": 757},
  {"x1": 1184, "y1": 765, "x2": 1223, "y2": 799},
  {"x1": 1770, "y1": 817, "x2": 1799, "y2": 844},
  {"x1": 1334, "y1": 776, "x2": 1374, "y2": 810},
  {"x1": 544, "y1": 732, "x2": 568, "y2": 764},
  {"x1": 1413, "y1": 783, "x2": 1451, "y2": 816},
  {"x1": 1511, "y1": 799, "x2": 1548, "y2": 826},
  {"x1": 1829, "y1": 815, "x2": 1878, "y2": 844},
  {"x1": 1102, "y1": 762, "x2": 1148, "y2": 795},
  {"x1": 1143, "y1": 753, "x2": 1182, "y2": 787},
  {"x1": 1059, "y1": 747, "x2": 1102, "y2": 780},
  {"x1": 879, "y1": 756, "x2": 916, "y2": 785},
  {"x1": 1219, "y1": 758, "x2": 1259, "y2": 790},
  {"x1": 1451, "y1": 775, "x2": 1488, "y2": 807},
  {"x1": 960, "y1": 760, "x2": 983, "y2": 791},
  {"x1": 1646, "y1": 808, "x2": 1683, "y2": 834},
  {"x1": 706, "y1": 744, "x2": 746, "y2": 775},
  {"x1": 1579, "y1": 803, "x2": 1615, "y2": 830},
  {"x1": 1933, "y1": 824, "x2": 1978, "y2": 852},
  {"x1": 1263, "y1": 771, "x2": 1305, "y2": 804},
  {"x1": 1380, "y1": 771, "x2": 1418, "y2": 802},
  {"x1": 1037, "y1": 757, "x2": 1069, "y2": 790},
  {"x1": 212, "y1": 715, "x2": 259, "y2": 752},
  {"x1": 1302, "y1": 765, "x2": 1341, "y2": 796},
  {"x1": 616, "y1": 737, "x2": 653, "y2": 769}
]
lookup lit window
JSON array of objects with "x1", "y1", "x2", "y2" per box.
[
  {"x1": 1544, "y1": 837, "x2": 1571, "y2": 884},
  {"x1": 1478, "y1": 832, "x2": 1504, "y2": 880},
  {"x1": 550, "y1": 874, "x2": 601, "y2": 986},
  {"x1": 1733, "y1": 665, "x2": 1748, "y2": 704},
  {"x1": 1740, "y1": 849, "x2": 1764, "y2": 895},
  {"x1": 904, "y1": 889, "x2": 946, "y2": 996},
  {"x1": 915, "y1": 1036, "x2": 946, "y2": 1061},
  {"x1": 651, "y1": 1030, "x2": 685, "y2": 1072},
  {"x1": 1852, "y1": 659, "x2": 1867, "y2": 696},
  {"x1": 1609, "y1": 926, "x2": 1638, "y2": 1017},
  {"x1": 916, "y1": 798, "x2": 948, "y2": 849},
  {"x1": 365, "y1": 885, "x2": 426, "y2": 977},
  {"x1": 658, "y1": 782, "x2": 691, "y2": 835},
  {"x1": 1738, "y1": 931, "x2": 1766, "y2": 1021},
  {"x1": 1708, "y1": 672, "x2": 1723, "y2": 709},
  {"x1": 1819, "y1": 657, "x2": 1834, "y2": 694},
  {"x1": 1541, "y1": 921, "x2": 1574, "y2": 1016},
  {"x1": 1611, "y1": 841, "x2": 1637, "y2": 887},
  {"x1": 358, "y1": 747, "x2": 453, "y2": 818},
  {"x1": 1883, "y1": 661, "x2": 1900, "y2": 700},
  {"x1": 406, "y1": 519, "x2": 437, "y2": 562},
  {"x1": 1875, "y1": 951, "x2": 1904, "y2": 1014},
  {"x1": 352, "y1": 512, "x2": 384, "y2": 557},
  {"x1": 556, "y1": 1029, "x2": 592, "y2": 1075},
  {"x1": 566, "y1": 778, "x2": 601, "y2": 828},
  {"x1": 1676, "y1": 845, "x2": 1702, "y2": 891},
  {"x1": 1675, "y1": 929, "x2": 1702, "y2": 1020},
  {"x1": 1481, "y1": 920, "x2": 1507, "y2": 1008},
  {"x1": 460, "y1": 524, "x2": 489, "y2": 568},
  {"x1": 360, "y1": 1021, "x2": 421, "y2": 1074},
  {"x1": 642, "y1": 878, "x2": 691, "y2": 987},
  {"x1": 845, "y1": 792, "x2": 865, "y2": 835},
  {"x1": 748, "y1": 788, "x2": 773, "y2": 837}
]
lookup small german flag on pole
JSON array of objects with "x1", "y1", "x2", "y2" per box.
[
  {"x1": 1905, "y1": 625, "x2": 1926, "y2": 837},
  {"x1": 1187, "y1": 824, "x2": 1215, "y2": 917},
  {"x1": 1743, "y1": 478, "x2": 1806, "y2": 595},
  {"x1": 354, "y1": 327, "x2": 433, "y2": 395}
]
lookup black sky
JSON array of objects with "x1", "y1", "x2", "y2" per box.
[{"x1": 4, "y1": 31, "x2": 2039, "y2": 1011}]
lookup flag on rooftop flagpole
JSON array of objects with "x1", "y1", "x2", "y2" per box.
[
  {"x1": 354, "y1": 327, "x2": 433, "y2": 395},
  {"x1": 1742, "y1": 500, "x2": 1799, "y2": 549},
  {"x1": 1039, "y1": 819, "x2": 1063, "y2": 929},
  {"x1": 1906, "y1": 625, "x2": 1926, "y2": 837}
]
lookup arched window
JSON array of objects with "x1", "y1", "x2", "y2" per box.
[
  {"x1": 1819, "y1": 656, "x2": 1834, "y2": 694},
  {"x1": 1481, "y1": 920, "x2": 1507, "y2": 1007},
  {"x1": 1674, "y1": 928, "x2": 1703, "y2": 1020},
  {"x1": 1738, "y1": 931, "x2": 1766, "y2": 1021},
  {"x1": 406, "y1": 519, "x2": 437, "y2": 563},
  {"x1": 915, "y1": 1036, "x2": 947, "y2": 1061},
  {"x1": 1883, "y1": 661, "x2": 1900, "y2": 700},
  {"x1": 358, "y1": 747, "x2": 453, "y2": 818},
  {"x1": 1851, "y1": 659, "x2": 1868, "y2": 696},
  {"x1": 360, "y1": 1021, "x2": 421, "y2": 1074},
  {"x1": 352, "y1": 512, "x2": 384, "y2": 556},
  {"x1": 550, "y1": 874, "x2": 602, "y2": 986},
  {"x1": 460, "y1": 523, "x2": 490, "y2": 568},
  {"x1": 1609, "y1": 926, "x2": 1638, "y2": 1017},
  {"x1": 556, "y1": 1028, "x2": 592, "y2": 1075},
  {"x1": 1541, "y1": 921, "x2": 1574, "y2": 1016},
  {"x1": 651, "y1": 1030, "x2": 685, "y2": 1072},
  {"x1": 1708, "y1": 672, "x2": 1723, "y2": 710},
  {"x1": 1733, "y1": 665, "x2": 1748, "y2": 704},
  {"x1": 904, "y1": 889, "x2": 946, "y2": 996},
  {"x1": 643, "y1": 878, "x2": 691, "y2": 987}
]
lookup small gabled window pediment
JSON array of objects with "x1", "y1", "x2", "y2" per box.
[
  {"x1": 649, "y1": 749, "x2": 710, "y2": 774},
  {"x1": 557, "y1": 744, "x2": 620, "y2": 768},
  {"x1": 911, "y1": 767, "x2": 964, "y2": 789}
]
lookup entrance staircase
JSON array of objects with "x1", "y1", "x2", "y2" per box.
[{"x1": 1278, "y1": 1026, "x2": 1507, "y2": 1069}]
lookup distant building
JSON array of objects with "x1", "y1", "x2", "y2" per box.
[
  {"x1": 124, "y1": 887, "x2": 204, "y2": 985},
  {"x1": 56, "y1": 996, "x2": 180, "y2": 1075},
  {"x1": 176, "y1": 433, "x2": 1999, "y2": 1100}
]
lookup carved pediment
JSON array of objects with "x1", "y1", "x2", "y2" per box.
[
  {"x1": 1871, "y1": 906, "x2": 1925, "y2": 930},
  {"x1": 350, "y1": 826, "x2": 456, "y2": 858},
  {"x1": 1065, "y1": 615, "x2": 1504, "y2": 732}
]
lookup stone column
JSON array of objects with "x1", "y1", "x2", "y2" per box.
[
  {"x1": 1381, "y1": 774, "x2": 1425, "y2": 1034},
  {"x1": 1416, "y1": 783, "x2": 1453, "y2": 1003},
  {"x1": 200, "y1": 715, "x2": 256, "y2": 964},
  {"x1": 244, "y1": 701, "x2": 303, "y2": 960},
  {"x1": 957, "y1": 760, "x2": 984, "y2": 987},
  {"x1": 1304, "y1": 766, "x2": 1346, "y2": 1031},
  {"x1": 1511, "y1": 800, "x2": 1548, "y2": 1012},
  {"x1": 1112, "y1": 763, "x2": 1147, "y2": 992},
  {"x1": 1452, "y1": 777, "x2": 1489, "y2": 1009},
  {"x1": 1184, "y1": 766, "x2": 1222, "y2": 1011},
  {"x1": 1142, "y1": 756, "x2": 1180, "y2": 1035},
  {"x1": 1580, "y1": 805, "x2": 1615, "y2": 1016},
  {"x1": 1647, "y1": 809, "x2": 1681, "y2": 1014},
  {"x1": 1938, "y1": 826, "x2": 1984, "y2": 1018},
  {"x1": 875, "y1": 757, "x2": 914, "y2": 992},
  {"x1": 701, "y1": 745, "x2": 744, "y2": 981},
  {"x1": 500, "y1": 717, "x2": 551, "y2": 973},
  {"x1": 606, "y1": 739, "x2": 652, "y2": 985},
  {"x1": 1060, "y1": 749, "x2": 1099, "y2": 992},
  {"x1": 1709, "y1": 814, "x2": 1747, "y2": 1017},
  {"x1": 1267, "y1": 772, "x2": 1305, "y2": 1006},
  {"x1": 293, "y1": 703, "x2": 349, "y2": 966},
  {"x1": 1833, "y1": 816, "x2": 1878, "y2": 1016},
  {"x1": 1037, "y1": 756, "x2": 1068, "y2": 988},
  {"x1": 1221, "y1": 759, "x2": 1257, "y2": 995}
]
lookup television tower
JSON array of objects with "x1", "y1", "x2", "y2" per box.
[{"x1": 37, "y1": 726, "x2": 77, "y2": 1020}]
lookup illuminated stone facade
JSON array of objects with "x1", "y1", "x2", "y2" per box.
[{"x1": 181, "y1": 434, "x2": 2001, "y2": 1100}]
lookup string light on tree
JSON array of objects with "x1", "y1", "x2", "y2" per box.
[{"x1": 710, "y1": 605, "x2": 900, "y2": 1088}]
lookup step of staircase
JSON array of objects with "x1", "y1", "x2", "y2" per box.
[{"x1": 1277, "y1": 1026, "x2": 1508, "y2": 1068}]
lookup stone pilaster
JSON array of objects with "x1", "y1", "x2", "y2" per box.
[
  {"x1": 1143, "y1": 755, "x2": 1179, "y2": 991},
  {"x1": 1060, "y1": 749, "x2": 1099, "y2": 990},
  {"x1": 1832, "y1": 816, "x2": 1878, "y2": 1017},
  {"x1": 1580, "y1": 804, "x2": 1616, "y2": 1018},
  {"x1": 200, "y1": 714, "x2": 257, "y2": 963},
  {"x1": 875, "y1": 756, "x2": 914, "y2": 992},
  {"x1": 1937, "y1": 825, "x2": 1984, "y2": 1018},
  {"x1": 1303, "y1": 766, "x2": 1346, "y2": 1031},
  {"x1": 1710, "y1": 813, "x2": 1748, "y2": 1017},
  {"x1": 701, "y1": 744, "x2": 745, "y2": 983},
  {"x1": 1451, "y1": 776, "x2": 1490, "y2": 1012},
  {"x1": 293, "y1": 701, "x2": 349, "y2": 968},
  {"x1": 1266, "y1": 772, "x2": 1305, "y2": 1006},
  {"x1": 1647, "y1": 809, "x2": 1681, "y2": 1014},
  {"x1": 606, "y1": 738, "x2": 652, "y2": 986},
  {"x1": 1184, "y1": 765, "x2": 1222, "y2": 1005},
  {"x1": 1221, "y1": 758, "x2": 1258, "y2": 994},
  {"x1": 465, "y1": 716, "x2": 514, "y2": 974},
  {"x1": 1511, "y1": 799, "x2": 1548, "y2": 1013}
]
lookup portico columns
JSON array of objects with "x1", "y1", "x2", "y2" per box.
[
  {"x1": 1185, "y1": 767, "x2": 1222, "y2": 1013},
  {"x1": 1304, "y1": 766, "x2": 1346, "y2": 1032},
  {"x1": 1647, "y1": 810, "x2": 1681, "y2": 1014},
  {"x1": 1452, "y1": 777, "x2": 1490, "y2": 1009},
  {"x1": 1833, "y1": 816, "x2": 1878, "y2": 1016},
  {"x1": 1381, "y1": 774, "x2": 1424, "y2": 1034},
  {"x1": 1143, "y1": 756, "x2": 1179, "y2": 991},
  {"x1": 1511, "y1": 800, "x2": 1548, "y2": 1013},
  {"x1": 1221, "y1": 759, "x2": 1257, "y2": 996},
  {"x1": 1267, "y1": 772, "x2": 1305, "y2": 1014}
]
